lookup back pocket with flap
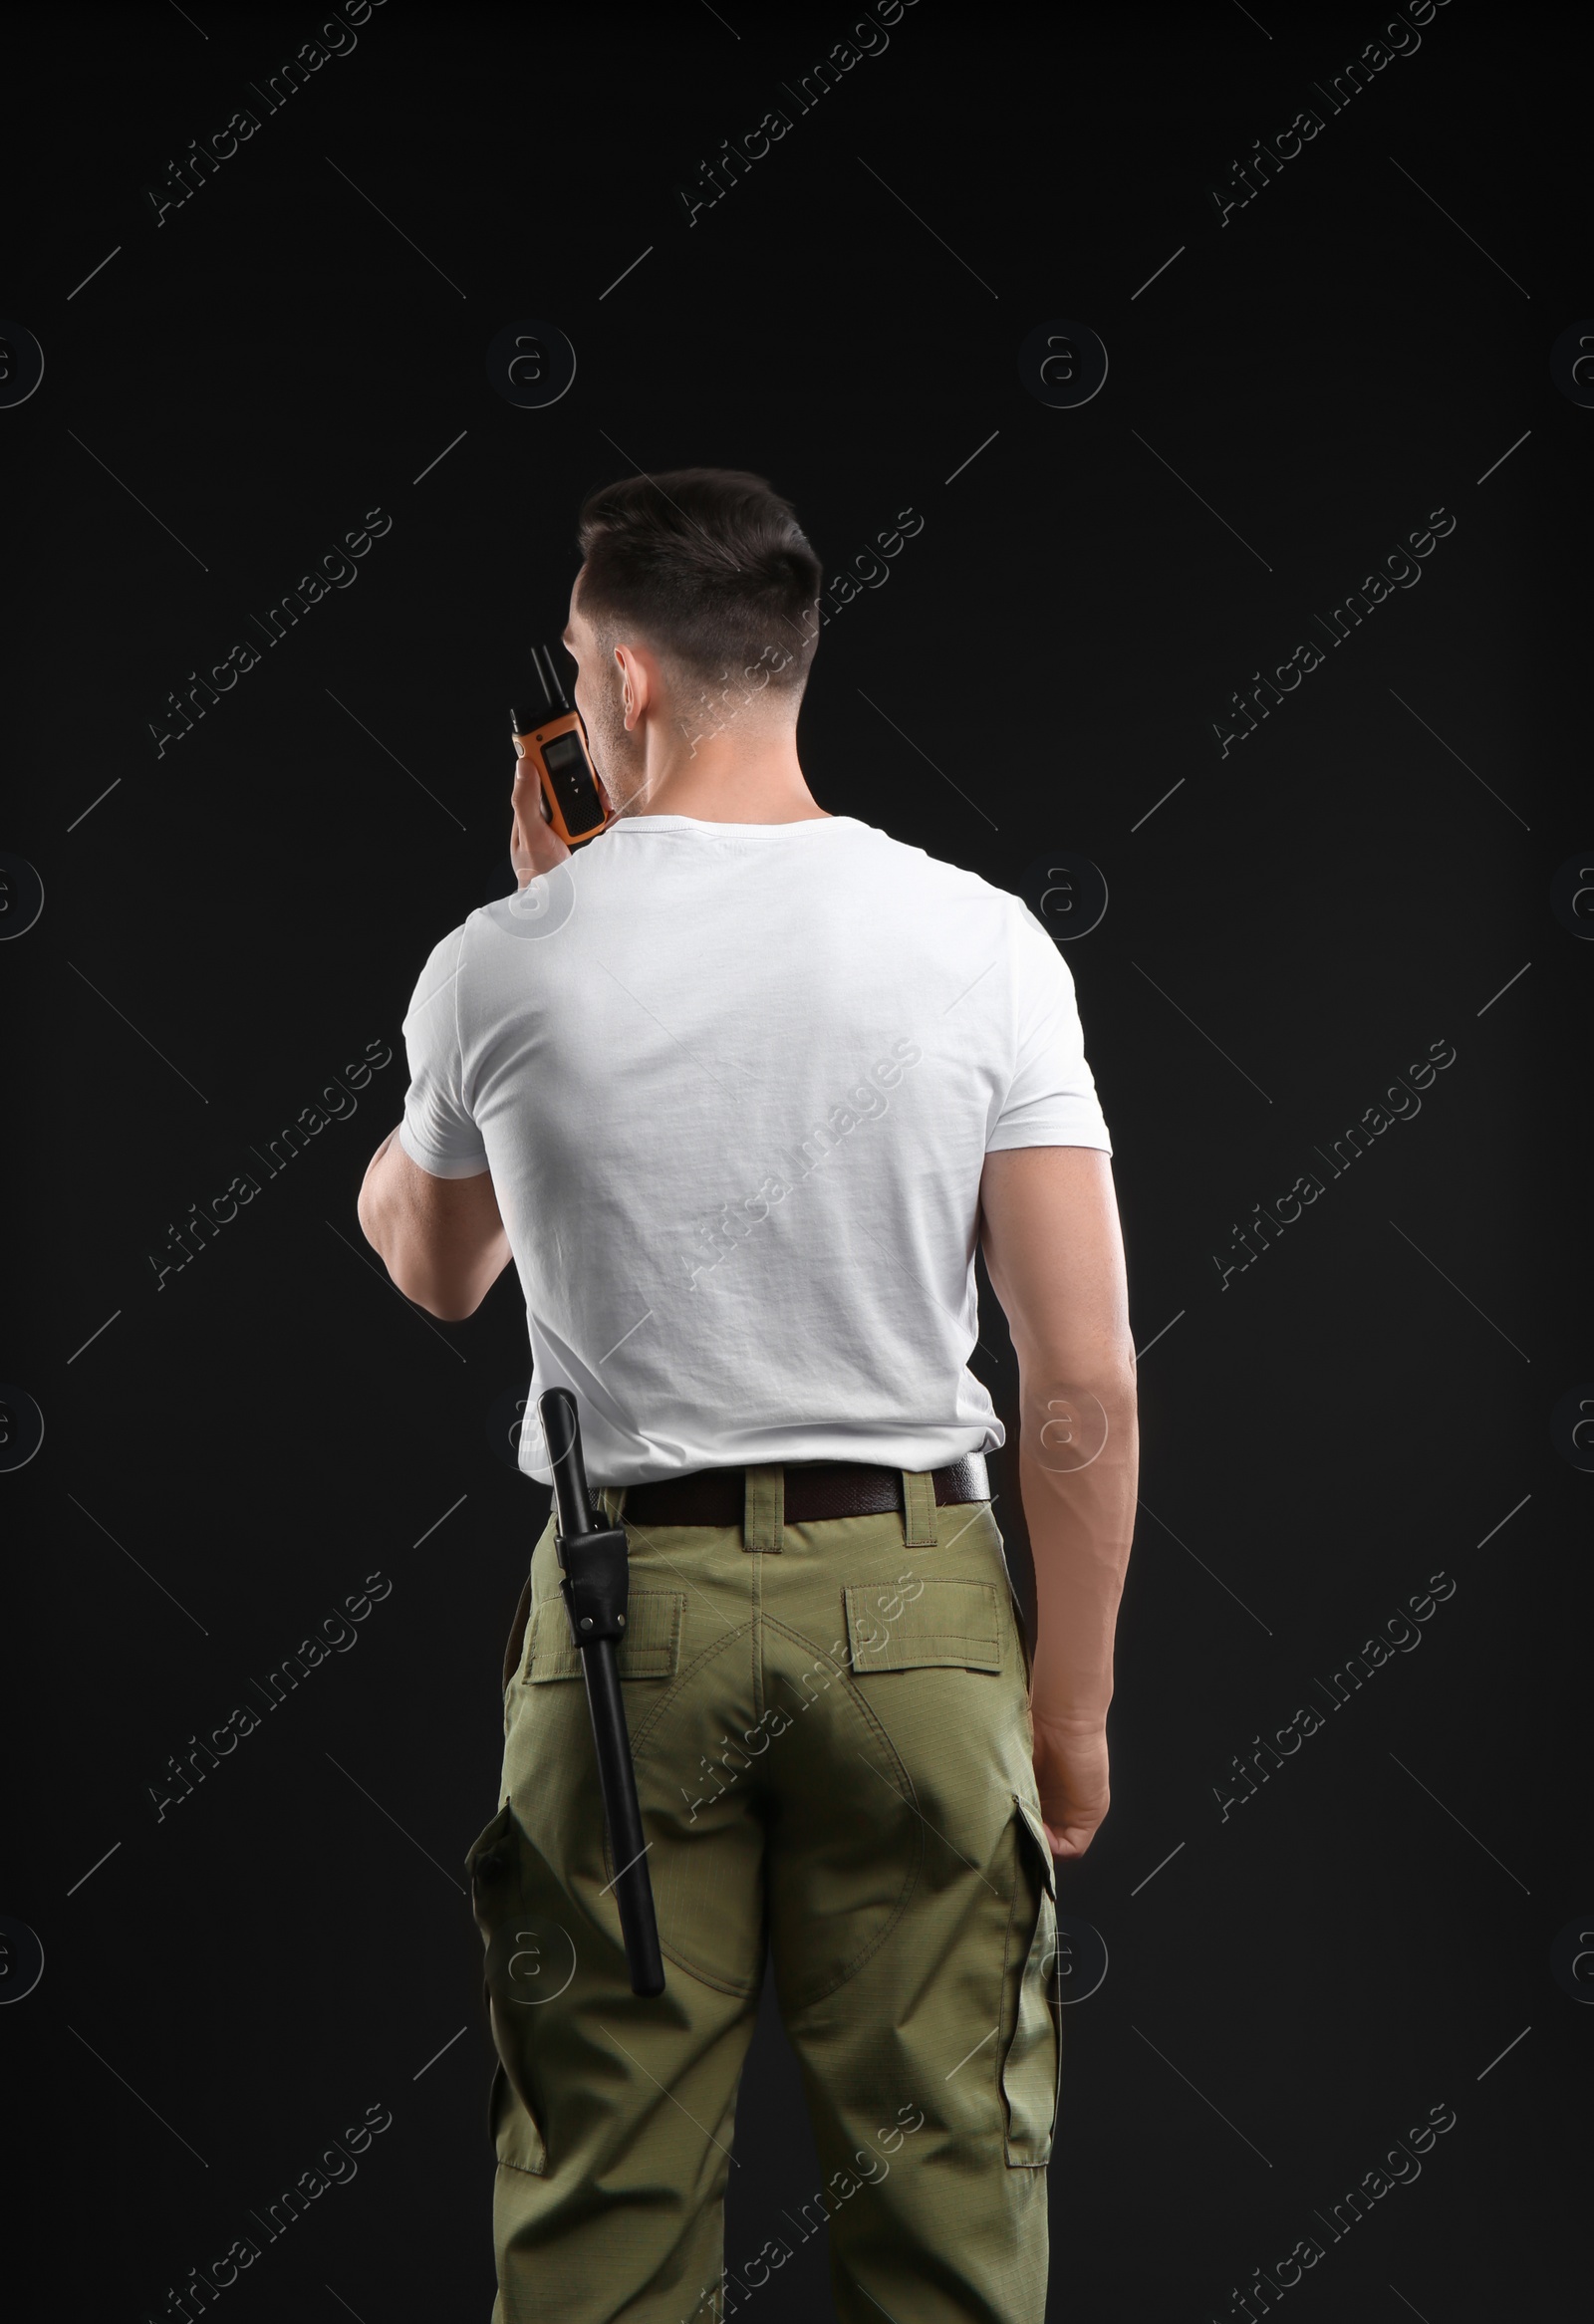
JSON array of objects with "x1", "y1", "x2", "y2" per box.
[
  {"x1": 526, "y1": 1588, "x2": 685, "y2": 1682},
  {"x1": 843, "y1": 1576, "x2": 1002, "y2": 1674}
]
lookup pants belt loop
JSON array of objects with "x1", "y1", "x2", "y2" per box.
[
  {"x1": 599, "y1": 1485, "x2": 629, "y2": 1524},
  {"x1": 901, "y1": 1469, "x2": 938, "y2": 1549},
  {"x1": 743, "y1": 1464, "x2": 784, "y2": 1553}
]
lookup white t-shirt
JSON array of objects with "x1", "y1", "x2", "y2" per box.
[{"x1": 398, "y1": 813, "x2": 1112, "y2": 1486}]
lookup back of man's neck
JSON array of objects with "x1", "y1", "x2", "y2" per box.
[{"x1": 625, "y1": 738, "x2": 829, "y2": 824}]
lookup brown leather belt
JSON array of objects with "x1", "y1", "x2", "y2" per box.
[{"x1": 622, "y1": 1453, "x2": 990, "y2": 1530}]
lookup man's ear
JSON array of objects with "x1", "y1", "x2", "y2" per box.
[{"x1": 613, "y1": 641, "x2": 663, "y2": 732}]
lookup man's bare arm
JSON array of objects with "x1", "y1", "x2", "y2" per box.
[
  {"x1": 979, "y1": 1146, "x2": 1138, "y2": 1853},
  {"x1": 357, "y1": 1127, "x2": 513, "y2": 1321}
]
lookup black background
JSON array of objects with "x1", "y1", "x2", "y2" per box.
[{"x1": 3, "y1": 2, "x2": 1590, "y2": 2318}]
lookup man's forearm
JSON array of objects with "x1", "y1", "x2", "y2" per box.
[{"x1": 1014, "y1": 1362, "x2": 1139, "y2": 1729}]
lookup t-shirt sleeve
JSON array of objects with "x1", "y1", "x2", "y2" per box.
[
  {"x1": 987, "y1": 896, "x2": 1113, "y2": 1154},
  {"x1": 396, "y1": 922, "x2": 491, "y2": 1179}
]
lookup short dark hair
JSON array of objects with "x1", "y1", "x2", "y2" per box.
[{"x1": 575, "y1": 467, "x2": 822, "y2": 698}]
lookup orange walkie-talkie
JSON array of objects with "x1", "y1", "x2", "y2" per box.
[{"x1": 512, "y1": 645, "x2": 611, "y2": 846}]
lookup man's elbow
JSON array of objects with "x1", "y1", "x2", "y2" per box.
[
  {"x1": 410, "y1": 1278, "x2": 487, "y2": 1323},
  {"x1": 388, "y1": 1235, "x2": 502, "y2": 1322},
  {"x1": 383, "y1": 1246, "x2": 484, "y2": 1322},
  {"x1": 1016, "y1": 1339, "x2": 1138, "y2": 1405}
]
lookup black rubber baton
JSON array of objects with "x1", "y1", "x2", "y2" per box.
[{"x1": 538, "y1": 1388, "x2": 665, "y2": 1998}]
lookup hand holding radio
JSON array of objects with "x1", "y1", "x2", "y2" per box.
[
  {"x1": 510, "y1": 750, "x2": 571, "y2": 885},
  {"x1": 509, "y1": 643, "x2": 613, "y2": 889}
]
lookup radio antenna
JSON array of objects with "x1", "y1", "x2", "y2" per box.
[{"x1": 532, "y1": 641, "x2": 570, "y2": 714}]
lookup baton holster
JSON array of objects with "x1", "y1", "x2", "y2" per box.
[{"x1": 557, "y1": 1518, "x2": 631, "y2": 1655}]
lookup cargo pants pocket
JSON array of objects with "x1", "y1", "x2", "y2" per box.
[
  {"x1": 841, "y1": 1576, "x2": 1003, "y2": 1673},
  {"x1": 999, "y1": 1790, "x2": 1062, "y2": 2168},
  {"x1": 464, "y1": 1798, "x2": 550, "y2": 2177},
  {"x1": 525, "y1": 1588, "x2": 685, "y2": 1682}
]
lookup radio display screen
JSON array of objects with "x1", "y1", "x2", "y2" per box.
[{"x1": 543, "y1": 730, "x2": 600, "y2": 826}]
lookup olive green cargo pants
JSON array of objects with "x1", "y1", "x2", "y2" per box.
[{"x1": 464, "y1": 1467, "x2": 1061, "y2": 2323}]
